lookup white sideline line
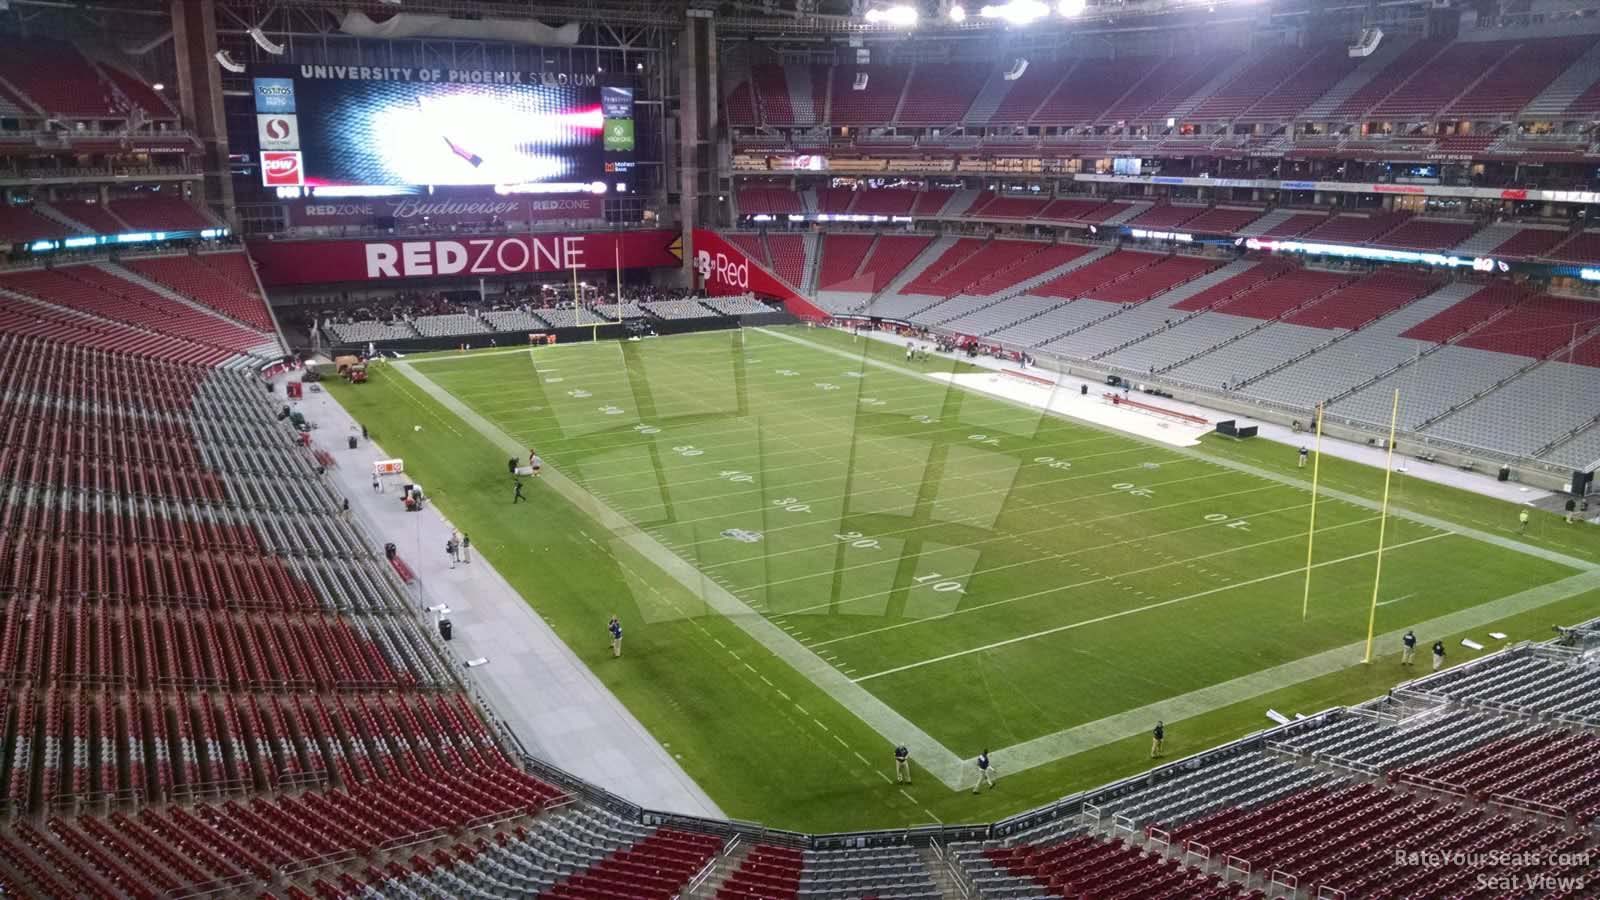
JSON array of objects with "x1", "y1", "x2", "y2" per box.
[{"x1": 851, "y1": 532, "x2": 1453, "y2": 683}]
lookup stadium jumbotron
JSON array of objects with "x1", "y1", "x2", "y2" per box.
[{"x1": 1, "y1": 0, "x2": 1599, "y2": 895}]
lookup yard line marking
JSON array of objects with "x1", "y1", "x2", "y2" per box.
[
  {"x1": 1375, "y1": 593, "x2": 1415, "y2": 607},
  {"x1": 898, "y1": 789, "x2": 918, "y2": 805},
  {"x1": 834, "y1": 734, "x2": 850, "y2": 748},
  {"x1": 794, "y1": 704, "x2": 810, "y2": 716},
  {"x1": 851, "y1": 532, "x2": 1453, "y2": 683},
  {"x1": 808, "y1": 513, "x2": 1385, "y2": 642},
  {"x1": 813, "y1": 719, "x2": 830, "y2": 732}
]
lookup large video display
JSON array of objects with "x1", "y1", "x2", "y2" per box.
[{"x1": 253, "y1": 65, "x2": 634, "y2": 189}]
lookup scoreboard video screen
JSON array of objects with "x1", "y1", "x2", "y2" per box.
[{"x1": 253, "y1": 65, "x2": 635, "y2": 189}]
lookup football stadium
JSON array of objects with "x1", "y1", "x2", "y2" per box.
[{"x1": 2, "y1": 0, "x2": 1600, "y2": 895}]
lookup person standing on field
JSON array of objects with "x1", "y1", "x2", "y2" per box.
[
  {"x1": 1518, "y1": 509, "x2": 1530, "y2": 533},
  {"x1": 460, "y1": 534, "x2": 471, "y2": 563},
  {"x1": 1298, "y1": 446, "x2": 1309, "y2": 469},
  {"x1": 1433, "y1": 640, "x2": 1446, "y2": 671},
  {"x1": 972, "y1": 750, "x2": 996, "y2": 794},
  {"x1": 894, "y1": 745, "x2": 911, "y2": 784},
  {"x1": 1151, "y1": 721, "x2": 1165, "y2": 758},
  {"x1": 1401, "y1": 630, "x2": 1417, "y2": 666},
  {"x1": 513, "y1": 479, "x2": 526, "y2": 504},
  {"x1": 608, "y1": 615, "x2": 623, "y2": 657}
]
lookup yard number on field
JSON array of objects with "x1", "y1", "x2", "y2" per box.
[
  {"x1": 1034, "y1": 456, "x2": 1072, "y2": 470},
  {"x1": 673, "y1": 445, "x2": 704, "y2": 457},
  {"x1": 772, "y1": 497, "x2": 811, "y2": 513},
  {"x1": 833, "y1": 531, "x2": 881, "y2": 550},
  {"x1": 720, "y1": 470, "x2": 755, "y2": 484},
  {"x1": 968, "y1": 434, "x2": 1000, "y2": 446},
  {"x1": 1112, "y1": 482, "x2": 1155, "y2": 498},
  {"x1": 1204, "y1": 512, "x2": 1251, "y2": 531},
  {"x1": 634, "y1": 424, "x2": 661, "y2": 435},
  {"x1": 913, "y1": 572, "x2": 965, "y2": 593}
]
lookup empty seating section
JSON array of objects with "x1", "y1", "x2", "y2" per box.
[
  {"x1": 765, "y1": 234, "x2": 809, "y2": 288},
  {"x1": 1090, "y1": 255, "x2": 1220, "y2": 305},
  {"x1": 1331, "y1": 39, "x2": 1447, "y2": 118},
  {"x1": 1378, "y1": 218, "x2": 1476, "y2": 251},
  {"x1": 0, "y1": 266, "x2": 271, "y2": 361},
  {"x1": 1102, "y1": 54, "x2": 1219, "y2": 124},
  {"x1": 1401, "y1": 281, "x2": 1527, "y2": 343},
  {"x1": 1419, "y1": 649, "x2": 1600, "y2": 721},
  {"x1": 1170, "y1": 781, "x2": 1586, "y2": 898},
  {"x1": 812, "y1": 188, "x2": 854, "y2": 214},
  {"x1": 1447, "y1": 36, "x2": 1595, "y2": 117},
  {"x1": 1425, "y1": 359, "x2": 1600, "y2": 456},
  {"x1": 986, "y1": 61, "x2": 1068, "y2": 123},
  {"x1": 1548, "y1": 230, "x2": 1600, "y2": 265},
  {"x1": 1399, "y1": 730, "x2": 1600, "y2": 822},
  {"x1": 0, "y1": 39, "x2": 119, "y2": 117},
  {"x1": 987, "y1": 834, "x2": 1245, "y2": 899},
  {"x1": 53, "y1": 201, "x2": 128, "y2": 236},
  {"x1": 899, "y1": 238, "x2": 986, "y2": 295},
  {"x1": 106, "y1": 197, "x2": 213, "y2": 232},
  {"x1": 736, "y1": 187, "x2": 804, "y2": 216},
  {"x1": 850, "y1": 189, "x2": 916, "y2": 216},
  {"x1": 1034, "y1": 251, "x2": 1162, "y2": 300},
  {"x1": 724, "y1": 77, "x2": 757, "y2": 126},
  {"x1": 120, "y1": 255, "x2": 276, "y2": 333},
  {"x1": 905, "y1": 240, "x2": 1045, "y2": 297},
  {"x1": 750, "y1": 66, "x2": 795, "y2": 125},
  {"x1": 726, "y1": 232, "x2": 768, "y2": 265},
  {"x1": 0, "y1": 297, "x2": 232, "y2": 366},
  {"x1": 1491, "y1": 226, "x2": 1569, "y2": 260},
  {"x1": 0, "y1": 205, "x2": 72, "y2": 244},
  {"x1": 716, "y1": 845, "x2": 800, "y2": 899},
  {"x1": 1125, "y1": 204, "x2": 1204, "y2": 230},
  {"x1": 896, "y1": 63, "x2": 986, "y2": 124},
  {"x1": 910, "y1": 190, "x2": 956, "y2": 216},
  {"x1": 830, "y1": 66, "x2": 909, "y2": 125},
  {"x1": 1300, "y1": 212, "x2": 1409, "y2": 245},
  {"x1": 1242, "y1": 46, "x2": 1361, "y2": 120},
  {"x1": 961, "y1": 243, "x2": 1094, "y2": 297},
  {"x1": 856, "y1": 235, "x2": 934, "y2": 292},
  {"x1": 1257, "y1": 213, "x2": 1327, "y2": 238},
  {"x1": 1038, "y1": 198, "x2": 1113, "y2": 224},
  {"x1": 1456, "y1": 294, "x2": 1600, "y2": 360},
  {"x1": 817, "y1": 233, "x2": 875, "y2": 289},
  {"x1": 1171, "y1": 262, "x2": 1292, "y2": 312},
  {"x1": 970, "y1": 194, "x2": 1049, "y2": 220},
  {"x1": 1282, "y1": 271, "x2": 1435, "y2": 330},
  {"x1": 1032, "y1": 58, "x2": 1153, "y2": 125},
  {"x1": 1189, "y1": 47, "x2": 1322, "y2": 120},
  {"x1": 1373, "y1": 41, "x2": 1517, "y2": 118}
]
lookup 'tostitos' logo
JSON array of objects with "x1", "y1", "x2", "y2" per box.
[{"x1": 694, "y1": 249, "x2": 749, "y2": 289}]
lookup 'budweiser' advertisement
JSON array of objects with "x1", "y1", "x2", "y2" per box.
[{"x1": 285, "y1": 192, "x2": 603, "y2": 226}]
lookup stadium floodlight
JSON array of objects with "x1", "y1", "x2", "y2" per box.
[
  {"x1": 248, "y1": 26, "x2": 285, "y2": 55},
  {"x1": 979, "y1": 0, "x2": 1051, "y2": 25},
  {"x1": 864, "y1": 4, "x2": 919, "y2": 26},
  {"x1": 1057, "y1": 0, "x2": 1085, "y2": 15},
  {"x1": 214, "y1": 49, "x2": 245, "y2": 73},
  {"x1": 949, "y1": 3, "x2": 967, "y2": 21}
]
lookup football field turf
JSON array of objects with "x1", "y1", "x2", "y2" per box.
[{"x1": 330, "y1": 325, "x2": 1600, "y2": 830}]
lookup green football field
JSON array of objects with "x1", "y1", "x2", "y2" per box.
[{"x1": 329, "y1": 325, "x2": 1600, "y2": 831}]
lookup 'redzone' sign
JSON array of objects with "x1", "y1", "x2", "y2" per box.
[{"x1": 286, "y1": 193, "x2": 602, "y2": 226}]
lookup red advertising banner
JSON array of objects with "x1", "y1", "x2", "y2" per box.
[
  {"x1": 690, "y1": 229, "x2": 827, "y2": 321},
  {"x1": 247, "y1": 230, "x2": 681, "y2": 286},
  {"x1": 285, "y1": 192, "x2": 604, "y2": 227}
]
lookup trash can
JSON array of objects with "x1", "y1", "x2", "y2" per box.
[
  {"x1": 1080, "y1": 384, "x2": 1088, "y2": 396},
  {"x1": 439, "y1": 619, "x2": 453, "y2": 641},
  {"x1": 348, "y1": 435, "x2": 358, "y2": 450},
  {"x1": 384, "y1": 542, "x2": 397, "y2": 560},
  {"x1": 1498, "y1": 465, "x2": 1511, "y2": 483}
]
